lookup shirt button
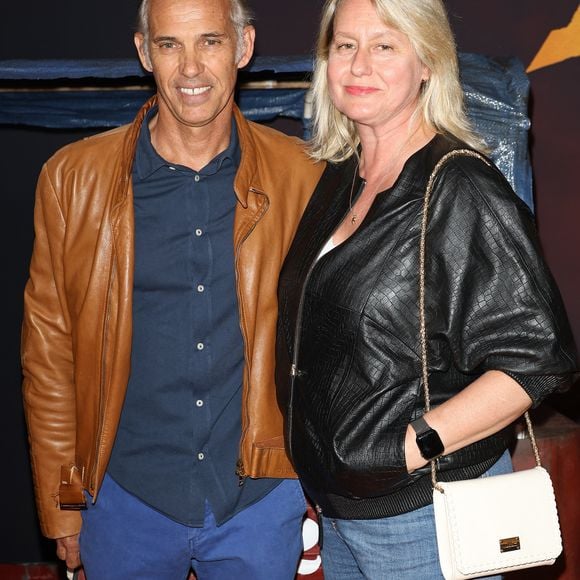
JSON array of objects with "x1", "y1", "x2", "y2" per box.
[
  {"x1": 195, "y1": 228, "x2": 203, "y2": 237},
  {"x1": 197, "y1": 284, "x2": 205, "y2": 293},
  {"x1": 194, "y1": 175, "x2": 200, "y2": 182},
  {"x1": 197, "y1": 342, "x2": 205, "y2": 351},
  {"x1": 198, "y1": 452, "x2": 205, "y2": 461},
  {"x1": 196, "y1": 399, "x2": 204, "y2": 407}
]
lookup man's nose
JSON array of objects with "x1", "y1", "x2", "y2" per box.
[{"x1": 180, "y1": 47, "x2": 203, "y2": 77}]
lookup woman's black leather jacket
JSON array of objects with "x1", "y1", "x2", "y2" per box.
[{"x1": 276, "y1": 135, "x2": 577, "y2": 519}]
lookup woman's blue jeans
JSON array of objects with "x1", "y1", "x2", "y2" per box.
[{"x1": 320, "y1": 450, "x2": 512, "y2": 579}]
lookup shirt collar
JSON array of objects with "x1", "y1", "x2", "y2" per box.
[{"x1": 134, "y1": 106, "x2": 240, "y2": 181}]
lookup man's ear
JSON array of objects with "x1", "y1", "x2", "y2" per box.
[
  {"x1": 134, "y1": 32, "x2": 153, "y2": 73},
  {"x1": 237, "y1": 25, "x2": 256, "y2": 69}
]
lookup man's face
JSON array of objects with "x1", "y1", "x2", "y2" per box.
[{"x1": 135, "y1": 0, "x2": 254, "y2": 131}]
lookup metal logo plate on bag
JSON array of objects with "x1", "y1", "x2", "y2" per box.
[{"x1": 500, "y1": 536, "x2": 521, "y2": 552}]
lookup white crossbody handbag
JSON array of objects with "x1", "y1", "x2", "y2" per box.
[{"x1": 419, "y1": 151, "x2": 563, "y2": 580}]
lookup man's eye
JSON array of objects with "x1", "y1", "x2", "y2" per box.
[
  {"x1": 336, "y1": 43, "x2": 355, "y2": 50},
  {"x1": 159, "y1": 42, "x2": 177, "y2": 49}
]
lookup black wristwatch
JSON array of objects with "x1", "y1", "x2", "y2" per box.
[{"x1": 410, "y1": 415, "x2": 444, "y2": 460}]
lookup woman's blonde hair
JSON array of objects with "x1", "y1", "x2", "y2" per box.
[{"x1": 309, "y1": 0, "x2": 486, "y2": 162}]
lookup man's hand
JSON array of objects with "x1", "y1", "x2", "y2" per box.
[{"x1": 56, "y1": 534, "x2": 82, "y2": 570}]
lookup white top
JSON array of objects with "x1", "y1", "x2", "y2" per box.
[{"x1": 317, "y1": 237, "x2": 335, "y2": 260}]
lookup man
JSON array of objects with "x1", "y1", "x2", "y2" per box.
[{"x1": 21, "y1": 0, "x2": 323, "y2": 577}]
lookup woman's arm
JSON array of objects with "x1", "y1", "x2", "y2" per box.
[{"x1": 405, "y1": 370, "x2": 532, "y2": 472}]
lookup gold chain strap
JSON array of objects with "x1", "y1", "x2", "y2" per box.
[{"x1": 418, "y1": 149, "x2": 542, "y2": 491}]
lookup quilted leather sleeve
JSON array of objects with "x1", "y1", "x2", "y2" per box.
[{"x1": 425, "y1": 155, "x2": 577, "y2": 405}]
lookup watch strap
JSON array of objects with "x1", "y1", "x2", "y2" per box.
[{"x1": 410, "y1": 414, "x2": 431, "y2": 436}]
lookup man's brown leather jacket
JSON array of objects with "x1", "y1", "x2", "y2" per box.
[{"x1": 21, "y1": 98, "x2": 324, "y2": 539}]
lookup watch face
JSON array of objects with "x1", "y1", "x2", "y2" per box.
[{"x1": 417, "y1": 429, "x2": 444, "y2": 460}]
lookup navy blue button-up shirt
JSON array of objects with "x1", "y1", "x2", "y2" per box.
[{"x1": 108, "y1": 109, "x2": 279, "y2": 526}]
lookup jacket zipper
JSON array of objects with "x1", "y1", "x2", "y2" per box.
[
  {"x1": 90, "y1": 259, "x2": 116, "y2": 497},
  {"x1": 286, "y1": 180, "x2": 362, "y2": 461},
  {"x1": 286, "y1": 254, "x2": 319, "y2": 464},
  {"x1": 91, "y1": 178, "x2": 128, "y2": 496},
  {"x1": 235, "y1": 186, "x2": 269, "y2": 485}
]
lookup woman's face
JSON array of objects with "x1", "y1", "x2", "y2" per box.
[{"x1": 327, "y1": 0, "x2": 428, "y2": 132}]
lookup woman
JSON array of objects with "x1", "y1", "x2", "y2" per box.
[{"x1": 275, "y1": 0, "x2": 578, "y2": 577}]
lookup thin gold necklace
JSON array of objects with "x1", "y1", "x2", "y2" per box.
[
  {"x1": 348, "y1": 164, "x2": 366, "y2": 225},
  {"x1": 349, "y1": 124, "x2": 425, "y2": 225}
]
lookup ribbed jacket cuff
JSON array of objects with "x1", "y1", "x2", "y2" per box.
[{"x1": 502, "y1": 371, "x2": 571, "y2": 407}]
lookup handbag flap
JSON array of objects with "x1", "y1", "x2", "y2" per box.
[{"x1": 434, "y1": 466, "x2": 562, "y2": 575}]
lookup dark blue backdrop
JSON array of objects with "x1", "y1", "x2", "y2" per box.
[{"x1": 0, "y1": 53, "x2": 532, "y2": 208}]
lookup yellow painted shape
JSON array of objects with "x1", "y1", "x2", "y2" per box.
[{"x1": 527, "y1": 4, "x2": 580, "y2": 72}]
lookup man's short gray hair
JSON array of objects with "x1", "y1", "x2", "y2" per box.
[{"x1": 137, "y1": 0, "x2": 253, "y2": 61}]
